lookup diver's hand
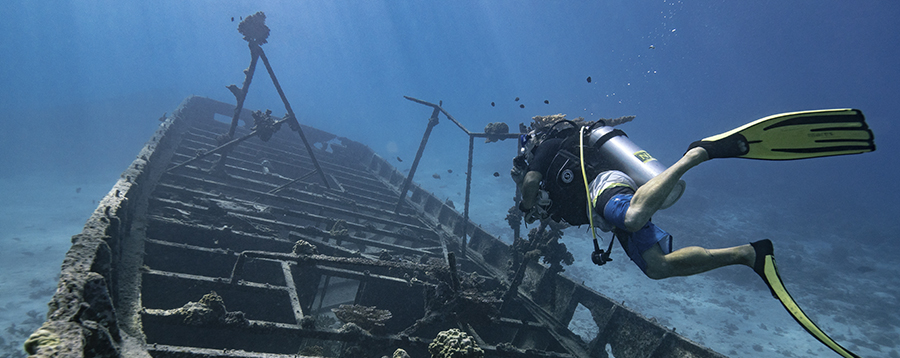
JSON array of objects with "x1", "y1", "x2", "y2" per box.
[
  {"x1": 510, "y1": 167, "x2": 525, "y2": 184},
  {"x1": 523, "y1": 206, "x2": 547, "y2": 224},
  {"x1": 510, "y1": 155, "x2": 528, "y2": 184},
  {"x1": 522, "y1": 190, "x2": 551, "y2": 224},
  {"x1": 513, "y1": 154, "x2": 527, "y2": 169}
]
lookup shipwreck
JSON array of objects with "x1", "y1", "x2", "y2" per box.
[{"x1": 25, "y1": 12, "x2": 727, "y2": 358}]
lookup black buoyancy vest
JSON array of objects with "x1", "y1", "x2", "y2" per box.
[{"x1": 542, "y1": 133, "x2": 607, "y2": 226}]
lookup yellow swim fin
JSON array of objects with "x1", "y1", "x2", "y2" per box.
[
  {"x1": 690, "y1": 108, "x2": 875, "y2": 160},
  {"x1": 753, "y1": 240, "x2": 861, "y2": 358}
]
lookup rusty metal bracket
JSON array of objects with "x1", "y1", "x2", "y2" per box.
[
  {"x1": 399, "y1": 96, "x2": 521, "y2": 256},
  {"x1": 166, "y1": 117, "x2": 291, "y2": 172},
  {"x1": 172, "y1": 12, "x2": 330, "y2": 189},
  {"x1": 394, "y1": 103, "x2": 441, "y2": 214}
]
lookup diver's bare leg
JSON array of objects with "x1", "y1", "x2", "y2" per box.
[
  {"x1": 623, "y1": 147, "x2": 707, "y2": 232},
  {"x1": 641, "y1": 243, "x2": 755, "y2": 279}
]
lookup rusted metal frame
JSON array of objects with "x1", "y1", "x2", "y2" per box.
[
  {"x1": 353, "y1": 274, "x2": 368, "y2": 305},
  {"x1": 225, "y1": 210, "x2": 440, "y2": 250},
  {"x1": 285, "y1": 233, "x2": 368, "y2": 259},
  {"x1": 403, "y1": 95, "x2": 471, "y2": 134},
  {"x1": 166, "y1": 119, "x2": 286, "y2": 172},
  {"x1": 394, "y1": 106, "x2": 441, "y2": 214},
  {"x1": 316, "y1": 266, "x2": 422, "y2": 290},
  {"x1": 495, "y1": 317, "x2": 547, "y2": 329},
  {"x1": 327, "y1": 173, "x2": 346, "y2": 193},
  {"x1": 501, "y1": 221, "x2": 549, "y2": 307},
  {"x1": 171, "y1": 154, "x2": 412, "y2": 224},
  {"x1": 144, "y1": 237, "x2": 234, "y2": 256},
  {"x1": 170, "y1": 134, "x2": 401, "y2": 207},
  {"x1": 280, "y1": 261, "x2": 305, "y2": 323},
  {"x1": 147, "y1": 337, "x2": 573, "y2": 358},
  {"x1": 153, "y1": 175, "x2": 440, "y2": 243},
  {"x1": 144, "y1": 267, "x2": 280, "y2": 294},
  {"x1": 143, "y1": 329, "x2": 436, "y2": 355},
  {"x1": 254, "y1": 43, "x2": 331, "y2": 190},
  {"x1": 463, "y1": 132, "x2": 521, "y2": 254},
  {"x1": 179, "y1": 125, "x2": 337, "y2": 195},
  {"x1": 227, "y1": 43, "x2": 261, "y2": 138},
  {"x1": 211, "y1": 43, "x2": 264, "y2": 175},
  {"x1": 267, "y1": 169, "x2": 320, "y2": 194},
  {"x1": 399, "y1": 96, "x2": 526, "y2": 258},
  {"x1": 146, "y1": 199, "x2": 438, "y2": 259},
  {"x1": 515, "y1": 289, "x2": 591, "y2": 358},
  {"x1": 447, "y1": 252, "x2": 460, "y2": 291},
  {"x1": 228, "y1": 250, "x2": 445, "y2": 286},
  {"x1": 462, "y1": 134, "x2": 475, "y2": 255},
  {"x1": 314, "y1": 275, "x2": 332, "y2": 314},
  {"x1": 460, "y1": 322, "x2": 488, "y2": 352}
]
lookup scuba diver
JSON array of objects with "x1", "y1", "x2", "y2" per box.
[{"x1": 511, "y1": 109, "x2": 874, "y2": 358}]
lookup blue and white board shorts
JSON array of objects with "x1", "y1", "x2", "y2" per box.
[{"x1": 603, "y1": 194, "x2": 673, "y2": 273}]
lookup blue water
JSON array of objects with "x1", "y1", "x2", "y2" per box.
[{"x1": 1, "y1": 1, "x2": 898, "y2": 357}]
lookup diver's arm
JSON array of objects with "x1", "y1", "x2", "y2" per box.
[{"x1": 520, "y1": 171, "x2": 542, "y2": 210}]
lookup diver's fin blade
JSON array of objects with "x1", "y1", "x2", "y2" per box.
[
  {"x1": 760, "y1": 255, "x2": 861, "y2": 358},
  {"x1": 700, "y1": 108, "x2": 875, "y2": 160}
]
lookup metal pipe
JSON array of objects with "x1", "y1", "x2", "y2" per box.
[
  {"x1": 394, "y1": 107, "x2": 440, "y2": 213},
  {"x1": 403, "y1": 96, "x2": 471, "y2": 134},
  {"x1": 227, "y1": 44, "x2": 261, "y2": 138},
  {"x1": 462, "y1": 134, "x2": 474, "y2": 255},
  {"x1": 267, "y1": 169, "x2": 320, "y2": 194},
  {"x1": 256, "y1": 44, "x2": 331, "y2": 190}
]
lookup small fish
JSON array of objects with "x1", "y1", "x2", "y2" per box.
[
  {"x1": 544, "y1": 100, "x2": 549, "y2": 104},
  {"x1": 491, "y1": 102, "x2": 495, "y2": 107},
  {"x1": 515, "y1": 97, "x2": 520, "y2": 102},
  {"x1": 519, "y1": 104, "x2": 525, "y2": 109},
  {"x1": 586, "y1": 76, "x2": 592, "y2": 83},
  {"x1": 75, "y1": 187, "x2": 81, "y2": 194},
  {"x1": 231, "y1": 17, "x2": 234, "y2": 22},
  {"x1": 240, "y1": 16, "x2": 243, "y2": 20},
  {"x1": 432, "y1": 173, "x2": 441, "y2": 179},
  {"x1": 12, "y1": 237, "x2": 21, "y2": 242},
  {"x1": 447, "y1": 169, "x2": 452, "y2": 173},
  {"x1": 397, "y1": 156, "x2": 403, "y2": 162},
  {"x1": 493, "y1": 172, "x2": 500, "y2": 177},
  {"x1": 649, "y1": 44, "x2": 655, "y2": 49},
  {"x1": 158, "y1": 112, "x2": 167, "y2": 122}
]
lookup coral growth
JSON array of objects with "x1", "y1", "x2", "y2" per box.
[
  {"x1": 505, "y1": 205, "x2": 522, "y2": 231},
  {"x1": 298, "y1": 345, "x2": 324, "y2": 356},
  {"x1": 428, "y1": 328, "x2": 484, "y2": 358},
  {"x1": 238, "y1": 12, "x2": 270, "y2": 44},
  {"x1": 511, "y1": 223, "x2": 573, "y2": 274},
  {"x1": 529, "y1": 114, "x2": 585, "y2": 132},
  {"x1": 331, "y1": 304, "x2": 392, "y2": 332},
  {"x1": 483, "y1": 122, "x2": 510, "y2": 143},
  {"x1": 251, "y1": 109, "x2": 281, "y2": 142},
  {"x1": 153, "y1": 291, "x2": 248, "y2": 327},
  {"x1": 526, "y1": 113, "x2": 635, "y2": 134},
  {"x1": 292, "y1": 239, "x2": 319, "y2": 255},
  {"x1": 329, "y1": 220, "x2": 349, "y2": 238}
]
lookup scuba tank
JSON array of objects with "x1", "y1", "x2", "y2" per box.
[{"x1": 584, "y1": 123, "x2": 685, "y2": 209}]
